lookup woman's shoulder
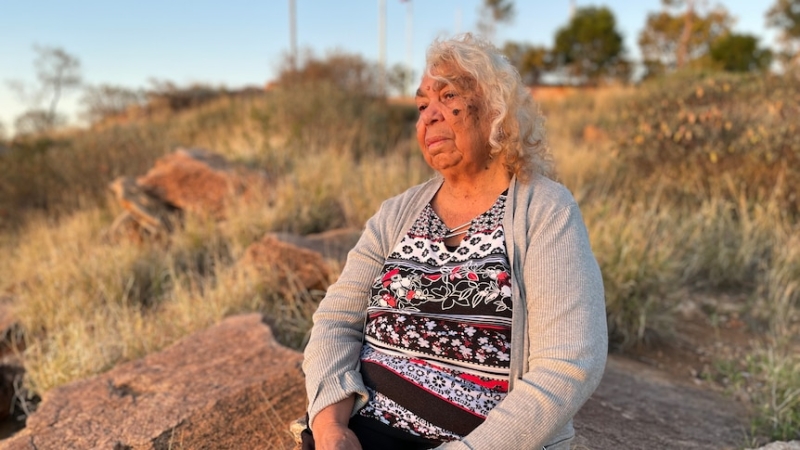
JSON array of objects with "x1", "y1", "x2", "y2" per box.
[{"x1": 514, "y1": 173, "x2": 578, "y2": 212}]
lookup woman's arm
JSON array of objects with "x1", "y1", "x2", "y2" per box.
[
  {"x1": 311, "y1": 397, "x2": 363, "y2": 450},
  {"x1": 302, "y1": 202, "x2": 392, "y2": 432},
  {"x1": 438, "y1": 201, "x2": 608, "y2": 449}
]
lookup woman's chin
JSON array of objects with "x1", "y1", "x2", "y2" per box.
[{"x1": 426, "y1": 155, "x2": 463, "y2": 173}]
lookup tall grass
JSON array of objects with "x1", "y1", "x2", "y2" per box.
[
  {"x1": 0, "y1": 73, "x2": 797, "y2": 441},
  {"x1": 543, "y1": 74, "x2": 799, "y2": 440}
]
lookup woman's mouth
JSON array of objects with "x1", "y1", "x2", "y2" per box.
[{"x1": 425, "y1": 136, "x2": 448, "y2": 148}]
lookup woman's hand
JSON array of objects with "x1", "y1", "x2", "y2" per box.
[
  {"x1": 312, "y1": 396, "x2": 362, "y2": 450},
  {"x1": 312, "y1": 422, "x2": 362, "y2": 450}
]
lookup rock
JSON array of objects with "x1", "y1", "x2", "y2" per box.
[
  {"x1": 270, "y1": 228, "x2": 362, "y2": 265},
  {"x1": 0, "y1": 363, "x2": 24, "y2": 424},
  {"x1": 239, "y1": 234, "x2": 332, "y2": 292},
  {"x1": 108, "y1": 176, "x2": 175, "y2": 237},
  {"x1": 136, "y1": 148, "x2": 266, "y2": 219},
  {"x1": 0, "y1": 297, "x2": 27, "y2": 425},
  {"x1": 107, "y1": 149, "x2": 271, "y2": 242},
  {"x1": 749, "y1": 443, "x2": 800, "y2": 450},
  {"x1": 0, "y1": 314, "x2": 306, "y2": 450},
  {"x1": 572, "y1": 354, "x2": 750, "y2": 449}
]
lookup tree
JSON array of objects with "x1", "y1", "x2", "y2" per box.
[
  {"x1": 639, "y1": 3, "x2": 733, "y2": 76},
  {"x1": 502, "y1": 42, "x2": 550, "y2": 85},
  {"x1": 33, "y1": 46, "x2": 82, "y2": 126},
  {"x1": 710, "y1": 33, "x2": 773, "y2": 72},
  {"x1": 477, "y1": 0, "x2": 515, "y2": 43},
  {"x1": 766, "y1": 0, "x2": 800, "y2": 67},
  {"x1": 6, "y1": 45, "x2": 82, "y2": 133},
  {"x1": 552, "y1": 6, "x2": 628, "y2": 84},
  {"x1": 663, "y1": 0, "x2": 696, "y2": 69}
]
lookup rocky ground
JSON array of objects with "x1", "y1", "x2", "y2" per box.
[
  {"x1": 0, "y1": 276, "x2": 793, "y2": 449},
  {"x1": 574, "y1": 321, "x2": 754, "y2": 449},
  {"x1": 0, "y1": 150, "x2": 795, "y2": 449}
]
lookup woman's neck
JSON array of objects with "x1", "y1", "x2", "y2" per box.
[
  {"x1": 433, "y1": 166, "x2": 511, "y2": 247},
  {"x1": 438, "y1": 164, "x2": 511, "y2": 202}
]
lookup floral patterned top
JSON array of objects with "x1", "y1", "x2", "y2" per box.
[{"x1": 358, "y1": 191, "x2": 512, "y2": 442}]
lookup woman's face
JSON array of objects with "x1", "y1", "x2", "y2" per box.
[{"x1": 415, "y1": 66, "x2": 492, "y2": 177}]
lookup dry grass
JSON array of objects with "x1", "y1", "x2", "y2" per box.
[
  {"x1": 545, "y1": 82, "x2": 800, "y2": 440},
  {"x1": 0, "y1": 75, "x2": 797, "y2": 441}
]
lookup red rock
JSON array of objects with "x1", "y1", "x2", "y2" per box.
[
  {"x1": 0, "y1": 314, "x2": 306, "y2": 450},
  {"x1": 270, "y1": 228, "x2": 362, "y2": 265},
  {"x1": 239, "y1": 234, "x2": 332, "y2": 292},
  {"x1": 136, "y1": 148, "x2": 265, "y2": 219}
]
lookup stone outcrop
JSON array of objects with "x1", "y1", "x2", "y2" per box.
[
  {"x1": 750, "y1": 442, "x2": 800, "y2": 450},
  {"x1": 239, "y1": 234, "x2": 332, "y2": 292},
  {"x1": 573, "y1": 354, "x2": 750, "y2": 449},
  {"x1": 108, "y1": 148, "x2": 269, "y2": 240},
  {"x1": 0, "y1": 314, "x2": 306, "y2": 450},
  {"x1": 270, "y1": 228, "x2": 362, "y2": 264},
  {"x1": 136, "y1": 148, "x2": 266, "y2": 219}
]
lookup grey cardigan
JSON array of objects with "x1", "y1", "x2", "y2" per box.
[{"x1": 303, "y1": 174, "x2": 608, "y2": 449}]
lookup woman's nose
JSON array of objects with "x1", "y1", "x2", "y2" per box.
[{"x1": 421, "y1": 101, "x2": 443, "y2": 125}]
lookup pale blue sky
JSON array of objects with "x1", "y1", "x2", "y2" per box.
[{"x1": 0, "y1": 0, "x2": 778, "y2": 133}]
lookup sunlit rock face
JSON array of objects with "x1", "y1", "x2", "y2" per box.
[{"x1": 0, "y1": 314, "x2": 305, "y2": 450}]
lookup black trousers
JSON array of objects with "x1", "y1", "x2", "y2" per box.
[{"x1": 302, "y1": 415, "x2": 440, "y2": 450}]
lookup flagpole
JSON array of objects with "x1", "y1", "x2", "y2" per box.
[
  {"x1": 406, "y1": 0, "x2": 413, "y2": 95},
  {"x1": 379, "y1": 0, "x2": 387, "y2": 96},
  {"x1": 289, "y1": 0, "x2": 297, "y2": 71}
]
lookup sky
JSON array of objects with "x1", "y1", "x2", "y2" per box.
[{"x1": 0, "y1": 0, "x2": 779, "y2": 135}]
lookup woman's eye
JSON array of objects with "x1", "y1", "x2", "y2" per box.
[
  {"x1": 417, "y1": 104, "x2": 427, "y2": 112},
  {"x1": 443, "y1": 92, "x2": 456, "y2": 100}
]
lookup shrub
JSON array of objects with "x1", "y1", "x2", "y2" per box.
[{"x1": 608, "y1": 71, "x2": 800, "y2": 213}]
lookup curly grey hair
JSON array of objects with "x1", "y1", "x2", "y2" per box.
[{"x1": 424, "y1": 33, "x2": 552, "y2": 180}]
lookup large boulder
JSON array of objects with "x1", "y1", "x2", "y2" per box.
[
  {"x1": 136, "y1": 148, "x2": 267, "y2": 219},
  {"x1": 239, "y1": 234, "x2": 333, "y2": 292},
  {"x1": 107, "y1": 148, "x2": 270, "y2": 242},
  {"x1": 0, "y1": 314, "x2": 305, "y2": 450}
]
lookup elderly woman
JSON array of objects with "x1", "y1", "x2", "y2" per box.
[{"x1": 302, "y1": 34, "x2": 607, "y2": 450}]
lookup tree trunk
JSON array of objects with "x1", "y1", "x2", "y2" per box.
[{"x1": 676, "y1": 0, "x2": 694, "y2": 69}]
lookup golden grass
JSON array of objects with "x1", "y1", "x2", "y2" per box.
[
  {"x1": 546, "y1": 87, "x2": 800, "y2": 440},
  {"x1": 0, "y1": 78, "x2": 797, "y2": 441}
]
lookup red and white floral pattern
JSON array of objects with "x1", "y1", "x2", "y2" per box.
[
  {"x1": 359, "y1": 388, "x2": 462, "y2": 442},
  {"x1": 361, "y1": 346, "x2": 507, "y2": 416},
  {"x1": 365, "y1": 312, "x2": 512, "y2": 371},
  {"x1": 359, "y1": 191, "x2": 513, "y2": 442}
]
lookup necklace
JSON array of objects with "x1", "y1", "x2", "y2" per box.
[{"x1": 443, "y1": 219, "x2": 472, "y2": 239}]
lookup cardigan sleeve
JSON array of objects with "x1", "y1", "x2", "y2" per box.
[
  {"x1": 302, "y1": 201, "x2": 391, "y2": 429},
  {"x1": 437, "y1": 201, "x2": 608, "y2": 449}
]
